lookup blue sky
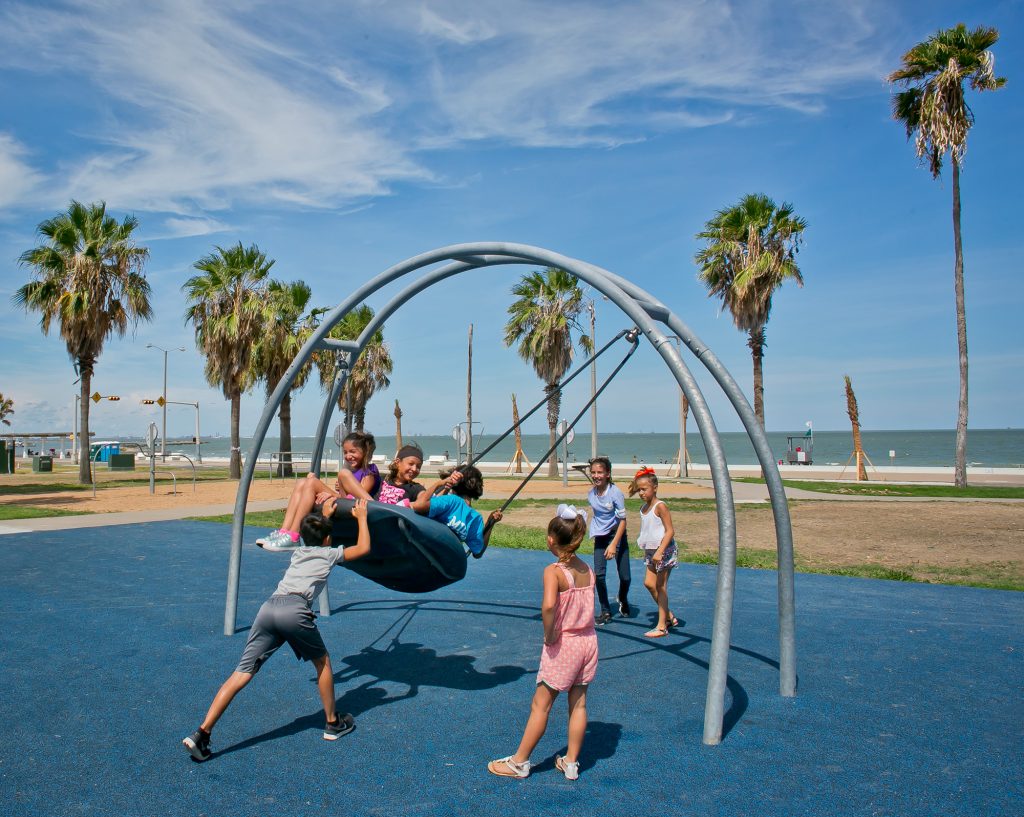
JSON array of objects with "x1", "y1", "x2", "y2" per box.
[{"x1": 0, "y1": 0, "x2": 1021, "y2": 441}]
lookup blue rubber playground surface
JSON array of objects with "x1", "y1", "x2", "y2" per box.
[{"x1": 1, "y1": 520, "x2": 1021, "y2": 816}]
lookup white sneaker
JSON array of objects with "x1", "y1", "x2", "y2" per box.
[
  {"x1": 556, "y1": 755, "x2": 579, "y2": 780},
  {"x1": 256, "y1": 530, "x2": 298, "y2": 552}
]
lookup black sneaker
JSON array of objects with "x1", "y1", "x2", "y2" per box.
[
  {"x1": 596, "y1": 610, "x2": 613, "y2": 625},
  {"x1": 183, "y1": 728, "x2": 211, "y2": 762},
  {"x1": 324, "y1": 712, "x2": 355, "y2": 741}
]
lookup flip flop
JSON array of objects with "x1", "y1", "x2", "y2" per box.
[
  {"x1": 644, "y1": 627, "x2": 668, "y2": 638},
  {"x1": 668, "y1": 614, "x2": 679, "y2": 628}
]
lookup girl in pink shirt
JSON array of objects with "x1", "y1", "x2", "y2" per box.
[{"x1": 488, "y1": 505, "x2": 597, "y2": 781}]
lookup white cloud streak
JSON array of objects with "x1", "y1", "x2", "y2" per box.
[{"x1": 0, "y1": 0, "x2": 889, "y2": 213}]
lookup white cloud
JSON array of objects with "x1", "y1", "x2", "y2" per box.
[
  {"x1": 0, "y1": 0, "x2": 891, "y2": 212},
  {"x1": 156, "y1": 217, "x2": 233, "y2": 240},
  {"x1": 0, "y1": 133, "x2": 40, "y2": 207}
]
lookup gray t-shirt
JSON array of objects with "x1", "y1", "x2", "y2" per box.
[{"x1": 273, "y1": 545, "x2": 347, "y2": 602}]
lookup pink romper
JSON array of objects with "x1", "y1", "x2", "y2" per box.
[{"x1": 537, "y1": 562, "x2": 599, "y2": 691}]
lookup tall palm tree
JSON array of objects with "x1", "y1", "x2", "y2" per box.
[
  {"x1": 504, "y1": 268, "x2": 592, "y2": 476},
  {"x1": 0, "y1": 393, "x2": 14, "y2": 426},
  {"x1": 13, "y1": 201, "x2": 151, "y2": 483},
  {"x1": 888, "y1": 24, "x2": 1006, "y2": 488},
  {"x1": 183, "y1": 243, "x2": 273, "y2": 479},
  {"x1": 251, "y1": 279, "x2": 315, "y2": 477},
  {"x1": 313, "y1": 304, "x2": 393, "y2": 433},
  {"x1": 695, "y1": 193, "x2": 806, "y2": 429}
]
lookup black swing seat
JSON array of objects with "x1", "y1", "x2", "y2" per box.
[{"x1": 330, "y1": 498, "x2": 467, "y2": 593}]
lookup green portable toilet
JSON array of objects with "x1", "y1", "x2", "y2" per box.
[
  {"x1": 32, "y1": 455, "x2": 53, "y2": 473},
  {"x1": 0, "y1": 441, "x2": 7, "y2": 474}
]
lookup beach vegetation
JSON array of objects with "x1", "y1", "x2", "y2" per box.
[
  {"x1": 312, "y1": 304, "x2": 393, "y2": 433},
  {"x1": 0, "y1": 393, "x2": 13, "y2": 426},
  {"x1": 503, "y1": 268, "x2": 593, "y2": 476},
  {"x1": 13, "y1": 200, "x2": 152, "y2": 485},
  {"x1": 0, "y1": 504, "x2": 88, "y2": 520},
  {"x1": 735, "y1": 477, "x2": 1024, "y2": 499},
  {"x1": 888, "y1": 24, "x2": 1006, "y2": 488},
  {"x1": 250, "y1": 280, "x2": 317, "y2": 477},
  {"x1": 183, "y1": 243, "x2": 273, "y2": 479},
  {"x1": 694, "y1": 194, "x2": 806, "y2": 429}
]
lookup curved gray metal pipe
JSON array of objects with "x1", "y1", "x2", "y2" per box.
[{"x1": 225, "y1": 241, "x2": 792, "y2": 745}]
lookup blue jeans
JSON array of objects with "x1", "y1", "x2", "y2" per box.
[{"x1": 593, "y1": 532, "x2": 631, "y2": 612}]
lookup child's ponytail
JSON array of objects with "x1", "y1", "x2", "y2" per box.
[{"x1": 548, "y1": 504, "x2": 588, "y2": 563}]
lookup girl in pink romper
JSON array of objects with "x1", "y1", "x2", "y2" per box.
[{"x1": 488, "y1": 505, "x2": 597, "y2": 781}]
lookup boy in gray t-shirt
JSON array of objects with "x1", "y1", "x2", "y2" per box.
[{"x1": 183, "y1": 497, "x2": 370, "y2": 762}]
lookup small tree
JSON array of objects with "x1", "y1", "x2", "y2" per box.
[
  {"x1": 0, "y1": 393, "x2": 14, "y2": 426},
  {"x1": 844, "y1": 375, "x2": 868, "y2": 481}
]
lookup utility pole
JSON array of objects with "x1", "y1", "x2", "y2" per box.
[
  {"x1": 466, "y1": 323, "x2": 473, "y2": 463},
  {"x1": 589, "y1": 301, "x2": 597, "y2": 460}
]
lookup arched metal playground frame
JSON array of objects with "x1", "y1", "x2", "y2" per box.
[{"x1": 225, "y1": 242, "x2": 797, "y2": 745}]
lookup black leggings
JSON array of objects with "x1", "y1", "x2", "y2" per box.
[{"x1": 593, "y1": 532, "x2": 631, "y2": 612}]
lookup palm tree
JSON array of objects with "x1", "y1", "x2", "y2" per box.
[
  {"x1": 504, "y1": 268, "x2": 592, "y2": 477},
  {"x1": 13, "y1": 201, "x2": 151, "y2": 484},
  {"x1": 695, "y1": 194, "x2": 806, "y2": 429},
  {"x1": 313, "y1": 304, "x2": 393, "y2": 433},
  {"x1": 888, "y1": 24, "x2": 1006, "y2": 488},
  {"x1": 183, "y1": 243, "x2": 273, "y2": 479},
  {"x1": 251, "y1": 279, "x2": 315, "y2": 477},
  {"x1": 0, "y1": 393, "x2": 14, "y2": 426}
]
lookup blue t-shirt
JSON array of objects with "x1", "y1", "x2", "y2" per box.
[
  {"x1": 588, "y1": 483, "x2": 626, "y2": 537},
  {"x1": 428, "y1": 494, "x2": 485, "y2": 555}
]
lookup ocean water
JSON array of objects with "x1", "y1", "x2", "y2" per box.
[{"x1": 190, "y1": 428, "x2": 1024, "y2": 469}]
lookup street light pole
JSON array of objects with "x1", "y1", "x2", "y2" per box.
[
  {"x1": 147, "y1": 343, "x2": 184, "y2": 462},
  {"x1": 588, "y1": 300, "x2": 597, "y2": 460}
]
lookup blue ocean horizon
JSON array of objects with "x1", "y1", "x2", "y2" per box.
[{"x1": 189, "y1": 428, "x2": 1024, "y2": 469}]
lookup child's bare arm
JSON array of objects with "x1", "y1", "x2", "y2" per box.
[
  {"x1": 342, "y1": 499, "x2": 372, "y2": 561},
  {"x1": 541, "y1": 564, "x2": 561, "y2": 645},
  {"x1": 410, "y1": 477, "x2": 453, "y2": 514},
  {"x1": 481, "y1": 509, "x2": 503, "y2": 547}
]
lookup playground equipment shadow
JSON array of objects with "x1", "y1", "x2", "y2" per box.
[{"x1": 0, "y1": 520, "x2": 1020, "y2": 816}]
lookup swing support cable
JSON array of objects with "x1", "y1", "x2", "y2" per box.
[
  {"x1": 485, "y1": 329, "x2": 640, "y2": 528},
  {"x1": 465, "y1": 328, "x2": 632, "y2": 469}
]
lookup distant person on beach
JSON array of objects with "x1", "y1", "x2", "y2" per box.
[
  {"x1": 410, "y1": 464, "x2": 502, "y2": 558},
  {"x1": 183, "y1": 498, "x2": 371, "y2": 762},
  {"x1": 628, "y1": 467, "x2": 679, "y2": 637},
  {"x1": 586, "y1": 456, "x2": 631, "y2": 624},
  {"x1": 257, "y1": 431, "x2": 380, "y2": 551},
  {"x1": 488, "y1": 505, "x2": 595, "y2": 780}
]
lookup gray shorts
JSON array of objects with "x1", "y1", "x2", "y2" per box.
[{"x1": 236, "y1": 594, "x2": 327, "y2": 674}]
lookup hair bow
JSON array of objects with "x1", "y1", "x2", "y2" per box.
[
  {"x1": 556, "y1": 503, "x2": 588, "y2": 523},
  {"x1": 634, "y1": 466, "x2": 656, "y2": 480}
]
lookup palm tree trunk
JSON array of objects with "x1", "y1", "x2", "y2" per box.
[
  {"x1": 748, "y1": 326, "x2": 766, "y2": 429},
  {"x1": 78, "y1": 362, "x2": 93, "y2": 484},
  {"x1": 354, "y1": 403, "x2": 366, "y2": 433},
  {"x1": 229, "y1": 392, "x2": 241, "y2": 480},
  {"x1": 278, "y1": 391, "x2": 293, "y2": 478},
  {"x1": 952, "y1": 158, "x2": 969, "y2": 488},
  {"x1": 545, "y1": 383, "x2": 560, "y2": 477}
]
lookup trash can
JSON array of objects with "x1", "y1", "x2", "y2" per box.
[
  {"x1": 0, "y1": 441, "x2": 7, "y2": 474},
  {"x1": 32, "y1": 455, "x2": 53, "y2": 473},
  {"x1": 108, "y1": 453, "x2": 136, "y2": 471}
]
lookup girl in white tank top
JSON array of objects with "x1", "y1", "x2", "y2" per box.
[{"x1": 628, "y1": 468, "x2": 679, "y2": 638}]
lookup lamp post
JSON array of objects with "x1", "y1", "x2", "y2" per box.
[
  {"x1": 146, "y1": 344, "x2": 185, "y2": 461},
  {"x1": 587, "y1": 300, "x2": 597, "y2": 460},
  {"x1": 141, "y1": 398, "x2": 201, "y2": 463}
]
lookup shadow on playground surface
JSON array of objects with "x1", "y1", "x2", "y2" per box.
[{"x1": 0, "y1": 520, "x2": 1020, "y2": 816}]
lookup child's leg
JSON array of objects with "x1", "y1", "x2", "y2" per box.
[
  {"x1": 335, "y1": 469, "x2": 374, "y2": 501},
  {"x1": 312, "y1": 653, "x2": 336, "y2": 723},
  {"x1": 512, "y1": 683, "x2": 559, "y2": 763},
  {"x1": 200, "y1": 671, "x2": 253, "y2": 733},
  {"x1": 281, "y1": 475, "x2": 333, "y2": 532},
  {"x1": 643, "y1": 563, "x2": 659, "y2": 604},
  {"x1": 654, "y1": 568, "x2": 672, "y2": 629},
  {"x1": 565, "y1": 685, "x2": 588, "y2": 763}
]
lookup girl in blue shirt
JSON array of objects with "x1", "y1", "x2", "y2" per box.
[{"x1": 586, "y1": 457, "x2": 631, "y2": 624}]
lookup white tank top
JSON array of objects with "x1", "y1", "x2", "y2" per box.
[{"x1": 638, "y1": 500, "x2": 667, "y2": 549}]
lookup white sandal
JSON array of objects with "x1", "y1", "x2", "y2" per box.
[
  {"x1": 487, "y1": 755, "x2": 531, "y2": 778},
  {"x1": 555, "y1": 755, "x2": 579, "y2": 780}
]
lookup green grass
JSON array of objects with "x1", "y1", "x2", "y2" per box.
[
  {"x1": 0, "y1": 504, "x2": 90, "y2": 520},
  {"x1": 734, "y1": 477, "x2": 1024, "y2": 499}
]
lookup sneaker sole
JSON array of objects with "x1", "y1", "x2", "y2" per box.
[
  {"x1": 256, "y1": 541, "x2": 298, "y2": 552},
  {"x1": 323, "y1": 721, "x2": 355, "y2": 741},
  {"x1": 182, "y1": 737, "x2": 210, "y2": 761}
]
